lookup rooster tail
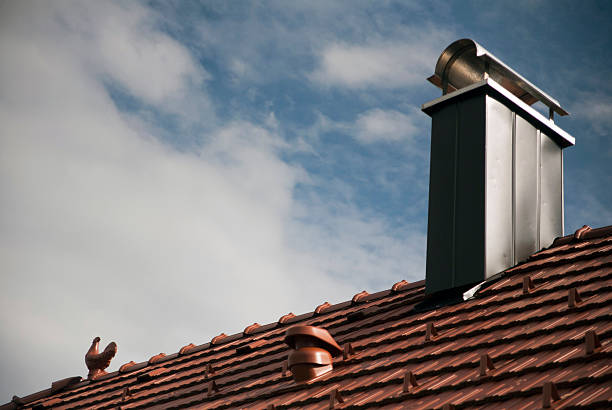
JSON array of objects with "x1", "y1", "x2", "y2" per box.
[{"x1": 103, "y1": 342, "x2": 118, "y2": 355}]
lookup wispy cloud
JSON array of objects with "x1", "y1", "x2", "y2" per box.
[
  {"x1": 0, "y1": 1, "x2": 428, "y2": 399},
  {"x1": 307, "y1": 22, "x2": 451, "y2": 90},
  {"x1": 308, "y1": 107, "x2": 426, "y2": 146},
  {"x1": 570, "y1": 92, "x2": 612, "y2": 140},
  {"x1": 309, "y1": 42, "x2": 435, "y2": 89},
  {"x1": 354, "y1": 108, "x2": 422, "y2": 144}
]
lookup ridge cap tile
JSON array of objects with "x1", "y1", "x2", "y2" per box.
[
  {"x1": 210, "y1": 333, "x2": 227, "y2": 345},
  {"x1": 214, "y1": 331, "x2": 243, "y2": 346},
  {"x1": 284, "y1": 311, "x2": 313, "y2": 324},
  {"x1": 352, "y1": 290, "x2": 369, "y2": 303},
  {"x1": 248, "y1": 322, "x2": 277, "y2": 335},
  {"x1": 178, "y1": 343, "x2": 197, "y2": 355},
  {"x1": 148, "y1": 353, "x2": 166, "y2": 364},
  {"x1": 278, "y1": 312, "x2": 296, "y2": 324},
  {"x1": 315, "y1": 301, "x2": 332, "y2": 314},
  {"x1": 243, "y1": 323, "x2": 261, "y2": 335}
]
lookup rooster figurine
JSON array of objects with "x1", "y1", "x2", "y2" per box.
[{"x1": 85, "y1": 336, "x2": 117, "y2": 380}]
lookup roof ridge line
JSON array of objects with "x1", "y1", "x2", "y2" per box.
[
  {"x1": 46, "y1": 275, "x2": 612, "y2": 408},
  {"x1": 62, "y1": 311, "x2": 612, "y2": 410},
  {"x1": 23, "y1": 282, "x2": 427, "y2": 407},
  {"x1": 551, "y1": 224, "x2": 612, "y2": 247}
]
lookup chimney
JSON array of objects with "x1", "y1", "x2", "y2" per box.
[{"x1": 422, "y1": 39, "x2": 574, "y2": 295}]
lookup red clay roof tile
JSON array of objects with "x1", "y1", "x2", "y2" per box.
[
  {"x1": 147, "y1": 353, "x2": 166, "y2": 365},
  {"x1": 178, "y1": 343, "x2": 196, "y2": 356},
  {"x1": 210, "y1": 333, "x2": 227, "y2": 345},
  {"x1": 243, "y1": 323, "x2": 260, "y2": 335},
  {"x1": 352, "y1": 290, "x2": 369, "y2": 303},
  {"x1": 278, "y1": 312, "x2": 296, "y2": 324},
  {"x1": 3, "y1": 225, "x2": 612, "y2": 409},
  {"x1": 314, "y1": 301, "x2": 332, "y2": 314}
]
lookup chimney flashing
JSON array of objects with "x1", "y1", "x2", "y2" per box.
[{"x1": 422, "y1": 78, "x2": 575, "y2": 148}]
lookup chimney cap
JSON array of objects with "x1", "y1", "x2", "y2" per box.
[{"x1": 427, "y1": 38, "x2": 568, "y2": 117}]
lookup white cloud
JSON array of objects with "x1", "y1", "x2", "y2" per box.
[
  {"x1": 570, "y1": 92, "x2": 612, "y2": 138},
  {"x1": 66, "y1": 1, "x2": 207, "y2": 107},
  {"x1": 354, "y1": 108, "x2": 421, "y2": 143},
  {"x1": 309, "y1": 41, "x2": 439, "y2": 89},
  {"x1": 309, "y1": 107, "x2": 424, "y2": 145},
  {"x1": 0, "y1": 1, "x2": 425, "y2": 400}
]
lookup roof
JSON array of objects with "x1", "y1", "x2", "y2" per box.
[{"x1": 3, "y1": 224, "x2": 612, "y2": 409}]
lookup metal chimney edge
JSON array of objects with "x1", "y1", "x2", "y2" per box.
[
  {"x1": 422, "y1": 78, "x2": 575, "y2": 148},
  {"x1": 428, "y1": 38, "x2": 568, "y2": 116}
]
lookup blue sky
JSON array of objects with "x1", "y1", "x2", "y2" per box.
[{"x1": 1, "y1": 0, "x2": 611, "y2": 401}]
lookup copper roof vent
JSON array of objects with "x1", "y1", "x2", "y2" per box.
[{"x1": 284, "y1": 325, "x2": 342, "y2": 383}]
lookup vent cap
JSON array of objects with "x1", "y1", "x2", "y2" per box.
[
  {"x1": 285, "y1": 326, "x2": 341, "y2": 383},
  {"x1": 285, "y1": 325, "x2": 342, "y2": 356},
  {"x1": 428, "y1": 38, "x2": 568, "y2": 117}
]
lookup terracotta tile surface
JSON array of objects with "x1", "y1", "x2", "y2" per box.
[{"x1": 3, "y1": 225, "x2": 612, "y2": 409}]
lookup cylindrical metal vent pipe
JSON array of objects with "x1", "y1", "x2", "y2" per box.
[{"x1": 427, "y1": 39, "x2": 568, "y2": 117}]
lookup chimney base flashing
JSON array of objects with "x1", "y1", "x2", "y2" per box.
[{"x1": 414, "y1": 283, "x2": 476, "y2": 312}]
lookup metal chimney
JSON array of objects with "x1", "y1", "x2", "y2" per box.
[{"x1": 422, "y1": 39, "x2": 575, "y2": 295}]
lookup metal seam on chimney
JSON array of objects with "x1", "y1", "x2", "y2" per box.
[
  {"x1": 511, "y1": 111, "x2": 516, "y2": 265},
  {"x1": 451, "y1": 104, "x2": 459, "y2": 288},
  {"x1": 561, "y1": 151, "x2": 565, "y2": 236},
  {"x1": 536, "y1": 129, "x2": 542, "y2": 250}
]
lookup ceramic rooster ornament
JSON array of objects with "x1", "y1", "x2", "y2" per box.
[{"x1": 85, "y1": 336, "x2": 117, "y2": 380}]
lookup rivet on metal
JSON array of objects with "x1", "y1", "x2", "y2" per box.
[
  {"x1": 328, "y1": 388, "x2": 344, "y2": 409},
  {"x1": 585, "y1": 330, "x2": 601, "y2": 355},
  {"x1": 568, "y1": 288, "x2": 582, "y2": 308},
  {"x1": 425, "y1": 322, "x2": 438, "y2": 341},
  {"x1": 402, "y1": 371, "x2": 418, "y2": 393},
  {"x1": 542, "y1": 381, "x2": 561, "y2": 408},
  {"x1": 522, "y1": 276, "x2": 535, "y2": 294},
  {"x1": 342, "y1": 343, "x2": 355, "y2": 360},
  {"x1": 479, "y1": 354, "x2": 495, "y2": 377}
]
